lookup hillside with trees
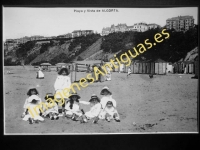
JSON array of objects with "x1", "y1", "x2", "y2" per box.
[
  {"x1": 101, "y1": 26, "x2": 198, "y2": 63},
  {"x1": 4, "y1": 33, "x2": 101, "y2": 66},
  {"x1": 4, "y1": 27, "x2": 198, "y2": 66}
]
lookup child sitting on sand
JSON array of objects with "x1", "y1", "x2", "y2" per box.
[
  {"x1": 98, "y1": 86, "x2": 120, "y2": 122},
  {"x1": 79, "y1": 94, "x2": 102, "y2": 123},
  {"x1": 42, "y1": 93, "x2": 59, "y2": 120},
  {"x1": 21, "y1": 88, "x2": 44, "y2": 124},
  {"x1": 100, "y1": 101, "x2": 120, "y2": 122},
  {"x1": 64, "y1": 93, "x2": 84, "y2": 121}
]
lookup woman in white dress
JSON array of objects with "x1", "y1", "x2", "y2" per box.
[{"x1": 36, "y1": 67, "x2": 44, "y2": 79}]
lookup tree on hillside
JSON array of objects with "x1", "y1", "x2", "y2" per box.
[{"x1": 16, "y1": 41, "x2": 36, "y2": 58}]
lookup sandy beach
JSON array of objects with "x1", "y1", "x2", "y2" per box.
[{"x1": 4, "y1": 66, "x2": 198, "y2": 134}]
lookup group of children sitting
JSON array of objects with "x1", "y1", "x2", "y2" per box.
[{"x1": 21, "y1": 86, "x2": 120, "y2": 124}]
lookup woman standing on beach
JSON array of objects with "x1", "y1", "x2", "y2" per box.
[{"x1": 54, "y1": 67, "x2": 71, "y2": 115}]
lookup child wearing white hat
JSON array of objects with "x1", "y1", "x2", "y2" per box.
[
  {"x1": 100, "y1": 101, "x2": 120, "y2": 122},
  {"x1": 42, "y1": 93, "x2": 59, "y2": 120},
  {"x1": 79, "y1": 94, "x2": 102, "y2": 123},
  {"x1": 98, "y1": 86, "x2": 120, "y2": 122},
  {"x1": 99, "y1": 86, "x2": 116, "y2": 109},
  {"x1": 21, "y1": 88, "x2": 44, "y2": 124},
  {"x1": 64, "y1": 93, "x2": 83, "y2": 121}
]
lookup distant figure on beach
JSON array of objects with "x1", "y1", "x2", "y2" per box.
[
  {"x1": 149, "y1": 73, "x2": 154, "y2": 78},
  {"x1": 36, "y1": 67, "x2": 44, "y2": 79},
  {"x1": 105, "y1": 66, "x2": 111, "y2": 81},
  {"x1": 54, "y1": 66, "x2": 71, "y2": 115},
  {"x1": 184, "y1": 65, "x2": 187, "y2": 74},
  {"x1": 98, "y1": 64, "x2": 105, "y2": 82},
  {"x1": 91, "y1": 64, "x2": 98, "y2": 82},
  {"x1": 127, "y1": 67, "x2": 131, "y2": 77}
]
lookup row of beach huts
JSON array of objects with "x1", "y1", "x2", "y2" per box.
[{"x1": 36, "y1": 57, "x2": 198, "y2": 77}]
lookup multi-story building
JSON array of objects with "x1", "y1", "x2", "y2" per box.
[
  {"x1": 102, "y1": 27, "x2": 111, "y2": 36},
  {"x1": 132, "y1": 22, "x2": 148, "y2": 32},
  {"x1": 166, "y1": 15, "x2": 194, "y2": 31},
  {"x1": 102, "y1": 23, "x2": 129, "y2": 36},
  {"x1": 102, "y1": 22, "x2": 160, "y2": 36},
  {"x1": 30, "y1": 35, "x2": 44, "y2": 41},
  {"x1": 127, "y1": 25, "x2": 137, "y2": 31}
]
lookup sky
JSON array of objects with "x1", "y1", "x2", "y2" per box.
[{"x1": 3, "y1": 7, "x2": 198, "y2": 41}]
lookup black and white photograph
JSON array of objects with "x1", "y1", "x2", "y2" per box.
[{"x1": 3, "y1": 6, "x2": 198, "y2": 135}]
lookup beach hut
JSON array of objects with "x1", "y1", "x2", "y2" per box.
[
  {"x1": 154, "y1": 59, "x2": 167, "y2": 75},
  {"x1": 138, "y1": 62, "x2": 143, "y2": 74},
  {"x1": 145, "y1": 62, "x2": 151, "y2": 74},
  {"x1": 133, "y1": 61, "x2": 139, "y2": 74},
  {"x1": 142, "y1": 62, "x2": 146, "y2": 74},
  {"x1": 119, "y1": 64, "x2": 124, "y2": 73},
  {"x1": 166, "y1": 62, "x2": 173, "y2": 73},
  {"x1": 173, "y1": 63, "x2": 178, "y2": 73},
  {"x1": 40, "y1": 63, "x2": 51, "y2": 72},
  {"x1": 114, "y1": 62, "x2": 119, "y2": 72},
  {"x1": 181, "y1": 61, "x2": 193, "y2": 74},
  {"x1": 189, "y1": 63, "x2": 194, "y2": 74},
  {"x1": 150, "y1": 62, "x2": 155, "y2": 74},
  {"x1": 177, "y1": 62, "x2": 183, "y2": 73}
]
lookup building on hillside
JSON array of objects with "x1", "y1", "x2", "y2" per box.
[
  {"x1": 102, "y1": 27, "x2": 111, "y2": 36},
  {"x1": 19, "y1": 36, "x2": 31, "y2": 43},
  {"x1": 57, "y1": 33, "x2": 72, "y2": 38},
  {"x1": 102, "y1": 23, "x2": 129, "y2": 36},
  {"x1": 102, "y1": 22, "x2": 160, "y2": 36},
  {"x1": 166, "y1": 15, "x2": 194, "y2": 31},
  {"x1": 30, "y1": 35, "x2": 44, "y2": 41},
  {"x1": 147, "y1": 23, "x2": 161, "y2": 30},
  {"x1": 127, "y1": 25, "x2": 137, "y2": 31},
  {"x1": 132, "y1": 22, "x2": 148, "y2": 32},
  {"x1": 72, "y1": 30, "x2": 94, "y2": 38}
]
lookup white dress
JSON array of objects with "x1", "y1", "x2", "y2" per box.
[
  {"x1": 128, "y1": 68, "x2": 131, "y2": 75},
  {"x1": 54, "y1": 75, "x2": 71, "y2": 99},
  {"x1": 23, "y1": 95, "x2": 42, "y2": 111},
  {"x1": 79, "y1": 101, "x2": 102, "y2": 119},
  {"x1": 99, "y1": 106, "x2": 119, "y2": 119},
  {"x1": 65, "y1": 101, "x2": 82, "y2": 116},
  {"x1": 106, "y1": 67, "x2": 111, "y2": 81},
  {"x1": 23, "y1": 104, "x2": 44, "y2": 121},
  {"x1": 100, "y1": 95, "x2": 116, "y2": 109},
  {"x1": 42, "y1": 102, "x2": 59, "y2": 117},
  {"x1": 37, "y1": 70, "x2": 44, "y2": 78}
]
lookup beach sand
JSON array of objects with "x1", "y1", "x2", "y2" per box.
[{"x1": 4, "y1": 66, "x2": 198, "y2": 134}]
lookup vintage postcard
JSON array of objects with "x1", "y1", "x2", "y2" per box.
[{"x1": 3, "y1": 7, "x2": 198, "y2": 135}]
